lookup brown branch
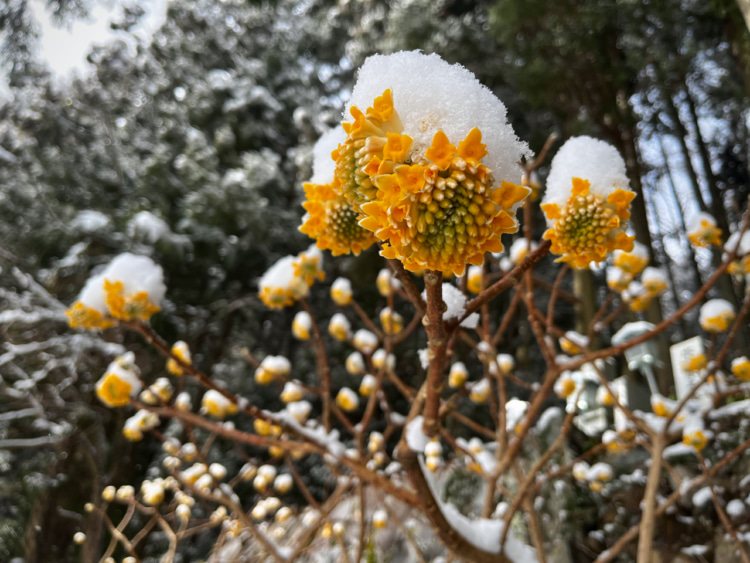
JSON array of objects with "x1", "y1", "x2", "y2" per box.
[
  {"x1": 423, "y1": 271, "x2": 448, "y2": 438},
  {"x1": 387, "y1": 258, "x2": 425, "y2": 314}
]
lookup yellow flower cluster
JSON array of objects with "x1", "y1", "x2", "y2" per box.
[
  {"x1": 301, "y1": 89, "x2": 530, "y2": 275},
  {"x1": 299, "y1": 180, "x2": 377, "y2": 257},
  {"x1": 542, "y1": 178, "x2": 636, "y2": 268},
  {"x1": 258, "y1": 246, "x2": 324, "y2": 310},
  {"x1": 687, "y1": 212, "x2": 722, "y2": 248}
]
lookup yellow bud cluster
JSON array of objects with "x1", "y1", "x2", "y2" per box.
[{"x1": 542, "y1": 179, "x2": 635, "y2": 269}]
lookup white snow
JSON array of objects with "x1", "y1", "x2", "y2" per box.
[
  {"x1": 353, "y1": 329, "x2": 378, "y2": 355},
  {"x1": 127, "y1": 211, "x2": 170, "y2": 243},
  {"x1": 417, "y1": 456, "x2": 537, "y2": 561},
  {"x1": 727, "y1": 499, "x2": 746, "y2": 518},
  {"x1": 70, "y1": 210, "x2": 111, "y2": 233},
  {"x1": 543, "y1": 136, "x2": 630, "y2": 214},
  {"x1": 421, "y1": 283, "x2": 479, "y2": 328},
  {"x1": 310, "y1": 127, "x2": 346, "y2": 185},
  {"x1": 663, "y1": 443, "x2": 697, "y2": 460},
  {"x1": 100, "y1": 253, "x2": 166, "y2": 305},
  {"x1": 699, "y1": 298, "x2": 735, "y2": 325},
  {"x1": 346, "y1": 51, "x2": 530, "y2": 184},
  {"x1": 509, "y1": 238, "x2": 537, "y2": 264},
  {"x1": 681, "y1": 545, "x2": 709, "y2": 557},
  {"x1": 536, "y1": 407, "x2": 562, "y2": 433},
  {"x1": 709, "y1": 399, "x2": 750, "y2": 420},
  {"x1": 405, "y1": 416, "x2": 429, "y2": 453},
  {"x1": 692, "y1": 487, "x2": 713, "y2": 508}
]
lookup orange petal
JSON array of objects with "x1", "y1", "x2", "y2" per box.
[
  {"x1": 540, "y1": 203, "x2": 561, "y2": 221},
  {"x1": 425, "y1": 130, "x2": 456, "y2": 170},
  {"x1": 457, "y1": 127, "x2": 488, "y2": 163},
  {"x1": 571, "y1": 178, "x2": 590, "y2": 197}
]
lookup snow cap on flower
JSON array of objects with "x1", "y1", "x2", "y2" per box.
[
  {"x1": 372, "y1": 348, "x2": 395, "y2": 371},
  {"x1": 123, "y1": 409, "x2": 160, "y2": 441},
  {"x1": 467, "y1": 265, "x2": 483, "y2": 294},
  {"x1": 96, "y1": 352, "x2": 143, "y2": 407},
  {"x1": 624, "y1": 281, "x2": 652, "y2": 313},
  {"x1": 732, "y1": 356, "x2": 750, "y2": 381},
  {"x1": 353, "y1": 329, "x2": 378, "y2": 355},
  {"x1": 496, "y1": 353, "x2": 515, "y2": 375},
  {"x1": 359, "y1": 374, "x2": 377, "y2": 397},
  {"x1": 346, "y1": 351, "x2": 366, "y2": 375},
  {"x1": 258, "y1": 256, "x2": 308, "y2": 309},
  {"x1": 469, "y1": 378, "x2": 491, "y2": 404},
  {"x1": 292, "y1": 311, "x2": 312, "y2": 340},
  {"x1": 613, "y1": 241, "x2": 650, "y2": 275},
  {"x1": 328, "y1": 313, "x2": 351, "y2": 341},
  {"x1": 641, "y1": 267, "x2": 668, "y2": 296},
  {"x1": 345, "y1": 51, "x2": 530, "y2": 186},
  {"x1": 331, "y1": 277, "x2": 353, "y2": 306},
  {"x1": 560, "y1": 331, "x2": 589, "y2": 355},
  {"x1": 687, "y1": 212, "x2": 722, "y2": 247},
  {"x1": 449, "y1": 362, "x2": 469, "y2": 388},
  {"x1": 376, "y1": 268, "x2": 400, "y2": 297},
  {"x1": 167, "y1": 341, "x2": 191, "y2": 376},
  {"x1": 542, "y1": 136, "x2": 635, "y2": 268},
  {"x1": 293, "y1": 244, "x2": 325, "y2": 286},
  {"x1": 606, "y1": 266, "x2": 631, "y2": 292},
  {"x1": 280, "y1": 381, "x2": 304, "y2": 404},
  {"x1": 201, "y1": 390, "x2": 237, "y2": 419},
  {"x1": 683, "y1": 416, "x2": 709, "y2": 451},
  {"x1": 509, "y1": 238, "x2": 537, "y2": 265},
  {"x1": 336, "y1": 387, "x2": 360, "y2": 412},
  {"x1": 287, "y1": 400, "x2": 312, "y2": 423},
  {"x1": 699, "y1": 299, "x2": 736, "y2": 333}
]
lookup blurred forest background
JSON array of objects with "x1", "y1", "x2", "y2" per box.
[{"x1": 1, "y1": 0, "x2": 750, "y2": 560}]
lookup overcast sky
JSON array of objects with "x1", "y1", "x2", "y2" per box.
[{"x1": 0, "y1": 0, "x2": 167, "y2": 96}]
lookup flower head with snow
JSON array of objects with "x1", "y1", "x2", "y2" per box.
[
  {"x1": 328, "y1": 51, "x2": 530, "y2": 275},
  {"x1": 67, "y1": 253, "x2": 166, "y2": 329},
  {"x1": 300, "y1": 128, "x2": 377, "y2": 256},
  {"x1": 201, "y1": 390, "x2": 237, "y2": 419},
  {"x1": 724, "y1": 230, "x2": 750, "y2": 275},
  {"x1": 258, "y1": 255, "x2": 309, "y2": 310},
  {"x1": 624, "y1": 281, "x2": 652, "y2": 313},
  {"x1": 330, "y1": 277, "x2": 353, "y2": 306},
  {"x1": 641, "y1": 267, "x2": 668, "y2": 296},
  {"x1": 613, "y1": 241, "x2": 649, "y2": 276},
  {"x1": 293, "y1": 245, "x2": 325, "y2": 286},
  {"x1": 699, "y1": 299, "x2": 736, "y2": 333},
  {"x1": 542, "y1": 137, "x2": 636, "y2": 268},
  {"x1": 687, "y1": 212, "x2": 722, "y2": 248},
  {"x1": 96, "y1": 352, "x2": 143, "y2": 407},
  {"x1": 732, "y1": 356, "x2": 750, "y2": 381},
  {"x1": 606, "y1": 266, "x2": 631, "y2": 293},
  {"x1": 166, "y1": 341, "x2": 191, "y2": 376}
]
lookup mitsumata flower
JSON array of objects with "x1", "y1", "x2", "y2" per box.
[
  {"x1": 300, "y1": 51, "x2": 531, "y2": 275},
  {"x1": 258, "y1": 255, "x2": 309, "y2": 310},
  {"x1": 67, "y1": 253, "x2": 166, "y2": 329},
  {"x1": 299, "y1": 178, "x2": 377, "y2": 257},
  {"x1": 542, "y1": 137, "x2": 636, "y2": 268},
  {"x1": 687, "y1": 212, "x2": 722, "y2": 247},
  {"x1": 699, "y1": 299, "x2": 736, "y2": 333},
  {"x1": 95, "y1": 352, "x2": 143, "y2": 407}
]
